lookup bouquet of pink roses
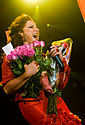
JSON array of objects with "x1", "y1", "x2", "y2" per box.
[{"x1": 6, "y1": 41, "x2": 53, "y2": 98}]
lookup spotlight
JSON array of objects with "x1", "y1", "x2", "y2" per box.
[
  {"x1": 36, "y1": 5, "x2": 39, "y2": 9},
  {"x1": 47, "y1": 24, "x2": 50, "y2": 27}
]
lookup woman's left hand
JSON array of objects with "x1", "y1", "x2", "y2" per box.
[
  {"x1": 50, "y1": 45, "x2": 63, "y2": 60},
  {"x1": 40, "y1": 71, "x2": 54, "y2": 94}
]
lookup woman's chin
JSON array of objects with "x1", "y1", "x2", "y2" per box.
[{"x1": 24, "y1": 38, "x2": 39, "y2": 44}]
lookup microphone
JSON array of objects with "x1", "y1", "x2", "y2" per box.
[
  {"x1": 55, "y1": 55, "x2": 64, "y2": 68},
  {"x1": 49, "y1": 47, "x2": 64, "y2": 69},
  {"x1": 55, "y1": 43, "x2": 65, "y2": 68},
  {"x1": 50, "y1": 43, "x2": 65, "y2": 69},
  {"x1": 50, "y1": 38, "x2": 73, "y2": 70}
]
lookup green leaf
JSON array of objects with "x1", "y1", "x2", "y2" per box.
[
  {"x1": 44, "y1": 58, "x2": 52, "y2": 66},
  {"x1": 12, "y1": 69, "x2": 22, "y2": 75},
  {"x1": 15, "y1": 58, "x2": 23, "y2": 69},
  {"x1": 21, "y1": 92, "x2": 27, "y2": 97}
]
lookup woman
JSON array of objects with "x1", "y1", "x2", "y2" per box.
[{"x1": 0, "y1": 14, "x2": 81, "y2": 125}]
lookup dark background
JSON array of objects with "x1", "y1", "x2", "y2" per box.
[{"x1": 0, "y1": 0, "x2": 85, "y2": 124}]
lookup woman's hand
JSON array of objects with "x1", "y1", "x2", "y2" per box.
[
  {"x1": 50, "y1": 45, "x2": 63, "y2": 60},
  {"x1": 3, "y1": 60, "x2": 39, "y2": 94},
  {"x1": 24, "y1": 61, "x2": 39, "y2": 78},
  {"x1": 40, "y1": 71, "x2": 54, "y2": 94}
]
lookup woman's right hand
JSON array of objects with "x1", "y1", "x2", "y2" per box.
[{"x1": 24, "y1": 61, "x2": 39, "y2": 78}]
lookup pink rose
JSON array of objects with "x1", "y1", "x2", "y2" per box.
[
  {"x1": 10, "y1": 51, "x2": 17, "y2": 60},
  {"x1": 33, "y1": 41, "x2": 40, "y2": 47},
  {"x1": 14, "y1": 44, "x2": 35, "y2": 58},
  {"x1": 29, "y1": 44, "x2": 33, "y2": 48},
  {"x1": 15, "y1": 46, "x2": 21, "y2": 54},
  {"x1": 20, "y1": 44, "x2": 29, "y2": 52},
  {"x1": 15, "y1": 46, "x2": 24, "y2": 58},
  {"x1": 6, "y1": 54, "x2": 12, "y2": 60},
  {"x1": 21, "y1": 50, "x2": 28, "y2": 57},
  {"x1": 40, "y1": 41, "x2": 45, "y2": 47},
  {"x1": 27, "y1": 48, "x2": 35, "y2": 57},
  {"x1": 24, "y1": 44, "x2": 30, "y2": 49},
  {"x1": 15, "y1": 47, "x2": 23, "y2": 58}
]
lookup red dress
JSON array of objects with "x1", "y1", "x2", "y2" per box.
[{"x1": 0, "y1": 56, "x2": 81, "y2": 125}]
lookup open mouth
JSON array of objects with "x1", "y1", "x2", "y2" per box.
[{"x1": 33, "y1": 34, "x2": 38, "y2": 38}]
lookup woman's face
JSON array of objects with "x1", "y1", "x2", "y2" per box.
[{"x1": 23, "y1": 20, "x2": 39, "y2": 44}]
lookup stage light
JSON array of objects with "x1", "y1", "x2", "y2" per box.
[
  {"x1": 47, "y1": 24, "x2": 50, "y2": 27},
  {"x1": 36, "y1": 5, "x2": 39, "y2": 9}
]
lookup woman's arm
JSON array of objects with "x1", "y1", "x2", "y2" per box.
[
  {"x1": 3, "y1": 61, "x2": 39, "y2": 94},
  {"x1": 50, "y1": 45, "x2": 71, "y2": 90}
]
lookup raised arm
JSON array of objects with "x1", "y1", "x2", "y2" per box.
[{"x1": 50, "y1": 45, "x2": 71, "y2": 90}]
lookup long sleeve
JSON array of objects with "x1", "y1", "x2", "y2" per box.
[
  {"x1": 0, "y1": 56, "x2": 15, "y2": 86},
  {"x1": 58, "y1": 58, "x2": 71, "y2": 90}
]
